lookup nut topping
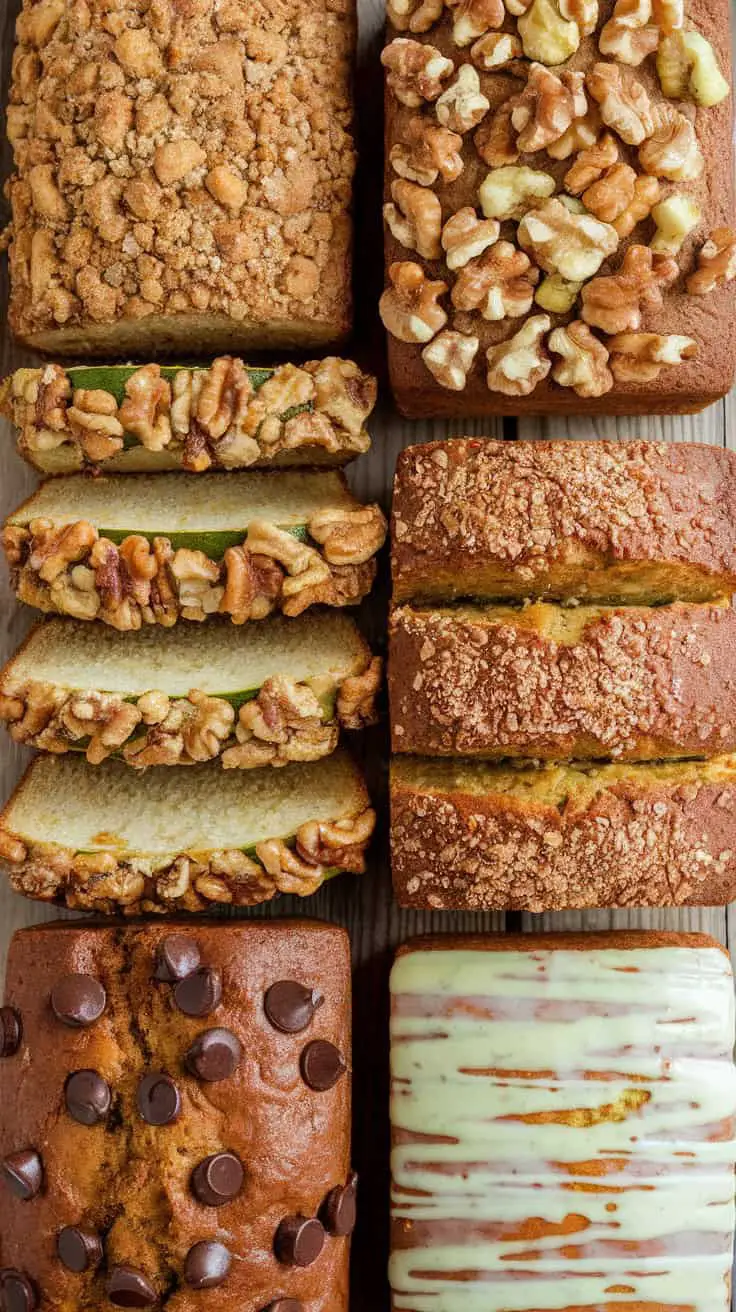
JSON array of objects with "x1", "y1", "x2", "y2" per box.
[
  {"x1": 382, "y1": 39, "x2": 454, "y2": 106},
  {"x1": 422, "y1": 331, "x2": 481, "y2": 389},
  {"x1": 435, "y1": 65, "x2": 490, "y2": 134},
  {"x1": 517, "y1": 0, "x2": 583, "y2": 64},
  {"x1": 598, "y1": 0, "x2": 661, "y2": 65},
  {"x1": 586, "y1": 61, "x2": 654, "y2": 145},
  {"x1": 535, "y1": 273, "x2": 583, "y2": 313},
  {"x1": 657, "y1": 29, "x2": 729, "y2": 106},
  {"x1": 486, "y1": 314, "x2": 551, "y2": 396},
  {"x1": 510, "y1": 64, "x2": 588, "y2": 153},
  {"x1": 474, "y1": 102, "x2": 520, "y2": 167},
  {"x1": 517, "y1": 198, "x2": 619, "y2": 281},
  {"x1": 446, "y1": 0, "x2": 505, "y2": 44},
  {"x1": 335, "y1": 656, "x2": 383, "y2": 729},
  {"x1": 650, "y1": 195, "x2": 701, "y2": 254},
  {"x1": 479, "y1": 165, "x2": 556, "y2": 221},
  {"x1": 118, "y1": 366, "x2": 172, "y2": 452},
  {"x1": 606, "y1": 331, "x2": 697, "y2": 380},
  {"x1": 452, "y1": 241, "x2": 540, "y2": 319},
  {"x1": 379, "y1": 262, "x2": 448, "y2": 343},
  {"x1": 546, "y1": 106, "x2": 602, "y2": 159},
  {"x1": 564, "y1": 132, "x2": 619, "y2": 193},
  {"x1": 639, "y1": 102, "x2": 703, "y2": 180},
  {"x1": 390, "y1": 117, "x2": 464, "y2": 186},
  {"x1": 307, "y1": 505, "x2": 388, "y2": 566},
  {"x1": 384, "y1": 181, "x2": 443, "y2": 259},
  {"x1": 580, "y1": 244, "x2": 678, "y2": 332},
  {"x1": 687, "y1": 228, "x2": 736, "y2": 295},
  {"x1": 470, "y1": 32, "x2": 523, "y2": 69},
  {"x1": 441, "y1": 208, "x2": 500, "y2": 269},
  {"x1": 387, "y1": 0, "x2": 444, "y2": 31},
  {"x1": 549, "y1": 321, "x2": 614, "y2": 396}
]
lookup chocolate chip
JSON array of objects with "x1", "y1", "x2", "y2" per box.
[
  {"x1": 154, "y1": 935, "x2": 201, "y2": 984},
  {"x1": 264, "y1": 981, "x2": 323, "y2": 1034},
  {"x1": 191, "y1": 1151, "x2": 244, "y2": 1207},
  {"x1": 136, "y1": 1073, "x2": 181, "y2": 1126},
  {"x1": 57, "y1": 1227, "x2": 103, "y2": 1273},
  {"x1": 183, "y1": 1241, "x2": 232, "y2": 1289},
  {"x1": 261, "y1": 1302, "x2": 304, "y2": 1312},
  {"x1": 0, "y1": 1270, "x2": 37, "y2": 1312},
  {"x1": 50, "y1": 975, "x2": 106, "y2": 1028},
  {"x1": 174, "y1": 967, "x2": 222, "y2": 1018},
  {"x1": 107, "y1": 1267, "x2": 156, "y2": 1308},
  {"x1": 1, "y1": 1151, "x2": 43, "y2": 1201},
  {"x1": 185, "y1": 1028, "x2": 241, "y2": 1082},
  {"x1": 321, "y1": 1171, "x2": 357, "y2": 1236},
  {"x1": 0, "y1": 1008, "x2": 21, "y2": 1058},
  {"x1": 274, "y1": 1216, "x2": 325, "y2": 1268},
  {"x1": 300, "y1": 1040, "x2": 346, "y2": 1092},
  {"x1": 64, "y1": 1070, "x2": 111, "y2": 1126}
]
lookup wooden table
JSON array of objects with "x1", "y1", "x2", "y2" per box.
[{"x1": 1, "y1": 0, "x2": 735, "y2": 1305}]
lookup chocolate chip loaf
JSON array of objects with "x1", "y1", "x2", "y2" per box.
[
  {"x1": 0, "y1": 920, "x2": 355, "y2": 1311},
  {"x1": 380, "y1": 0, "x2": 735, "y2": 416},
  {"x1": 6, "y1": 0, "x2": 356, "y2": 355},
  {"x1": 390, "y1": 932, "x2": 736, "y2": 1312}
]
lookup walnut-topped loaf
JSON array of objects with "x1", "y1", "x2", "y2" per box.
[
  {"x1": 5, "y1": 0, "x2": 356, "y2": 355},
  {"x1": 380, "y1": 0, "x2": 735, "y2": 415}
]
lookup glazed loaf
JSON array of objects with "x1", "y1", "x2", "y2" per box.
[
  {"x1": 389, "y1": 599, "x2": 736, "y2": 760},
  {"x1": 381, "y1": 0, "x2": 736, "y2": 416},
  {"x1": 391, "y1": 439, "x2": 736, "y2": 603},
  {"x1": 6, "y1": 0, "x2": 355, "y2": 355},
  {"x1": 390, "y1": 932, "x2": 736, "y2": 1312},
  {"x1": 0, "y1": 920, "x2": 355, "y2": 1311},
  {"x1": 390, "y1": 755, "x2": 736, "y2": 909}
]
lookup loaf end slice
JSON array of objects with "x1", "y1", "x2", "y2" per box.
[{"x1": 0, "y1": 752, "x2": 375, "y2": 914}]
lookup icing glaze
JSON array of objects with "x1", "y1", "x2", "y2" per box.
[{"x1": 389, "y1": 946, "x2": 736, "y2": 1312}]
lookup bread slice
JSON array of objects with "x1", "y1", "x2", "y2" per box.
[
  {"x1": 391, "y1": 755, "x2": 736, "y2": 911},
  {"x1": 392, "y1": 439, "x2": 736, "y2": 604},
  {"x1": 0, "y1": 615, "x2": 381, "y2": 768},
  {"x1": 3, "y1": 471, "x2": 386, "y2": 629},
  {"x1": 0, "y1": 752, "x2": 374, "y2": 914},
  {"x1": 390, "y1": 599, "x2": 736, "y2": 762},
  {"x1": 2, "y1": 359, "x2": 376, "y2": 474}
]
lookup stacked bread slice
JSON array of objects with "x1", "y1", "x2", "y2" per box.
[
  {"x1": 389, "y1": 438, "x2": 736, "y2": 912},
  {"x1": 0, "y1": 357, "x2": 384, "y2": 915}
]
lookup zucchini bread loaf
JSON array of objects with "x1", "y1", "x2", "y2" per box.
[
  {"x1": 0, "y1": 919, "x2": 355, "y2": 1309},
  {"x1": 390, "y1": 932, "x2": 736, "y2": 1312},
  {"x1": 380, "y1": 0, "x2": 735, "y2": 416},
  {"x1": 6, "y1": 0, "x2": 356, "y2": 355}
]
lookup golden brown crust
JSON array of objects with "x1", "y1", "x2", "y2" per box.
[
  {"x1": 389, "y1": 599, "x2": 736, "y2": 760},
  {"x1": 0, "y1": 919, "x2": 352, "y2": 1310},
  {"x1": 6, "y1": 0, "x2": 356, "y2": 354},
  {"x1": 394, "y1": 929, "x2": 730, "y2": 954},
  {"x1": 391, "y1": 438, "x2": 736, "y2": 602},
  {"x1": 390, "y1": 757, "x2": 736, "y2": 910}
]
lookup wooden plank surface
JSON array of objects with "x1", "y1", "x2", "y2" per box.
[{"x1": 0, "y1": 0, "x2": 734, "y2": 1305}]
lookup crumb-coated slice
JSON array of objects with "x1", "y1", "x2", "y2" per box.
[
  {"x1": 389, "y1": 933, "x2": 736, "y2": 1312},
  {"x1": 390, "y1": 754, "x2": 736, "y2": 910},
  {"x1": 392, "y1": 438, "x2": 736, "y2": 604},
  {"x1": 389, "y1": 599, "x2": 736, "y2": 761},
  {"x1": 0, "y1": 920, "x2": 355, "y2": 1311},
  {"x1": 0, "y1": 752, "x2": 375, "y2": 915}
]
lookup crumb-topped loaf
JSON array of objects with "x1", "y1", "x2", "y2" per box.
[
  {"x1": 5, "y1": 0, "x2": 356, "y2": 355},
  {"x1": 380, "y1": 0, "x2": 735, "y2": 415},
  {"x1": 389, "y1": 933, "x2": 736, "y2": 1312},
  {"x1": 0, "y1": 919, "x2": 355, "y2": 1310}
]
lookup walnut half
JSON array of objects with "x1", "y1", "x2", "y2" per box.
[
  {"x1": 379, "y1": 262, "x2": 448, "y2": 342},
  {"x1": 606, "y1": 332, "x2": 697, "y2": 381},
  {"x1": 687, "y1": 229, "x2": 736, "y2": 296},
  {"x1": 517, "y1": 198, "x2": 619, "y2": 281},
  {"x1": 422, "y1": 330, "x2": 480, "y2": 389},
  {"x1": 486, "y1": 315, "x2": 551, "y2": 397},
  {"x1": 549, "y1": 321, "x2": 613, "y2": 397},
  {"x1": 580, "y1": 244, "x2": 678, "y2": 333}
]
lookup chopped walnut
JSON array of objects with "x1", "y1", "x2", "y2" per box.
[
  {"x1": 447, "y1": 0, "x2": 504, "y2": 44},
  {"x1": 66, "y1": 389, "x2": 124, "y2": 463},
  {"x1": 650, "y1": 195, "x2": 701, "y2": 254},
  {"x1": 387, "y1": 0, "x2": 443, "y2": 31},
  {"x1": 35, "y1": 364, "x2": 70, "y2": 432},
  {"x1": 452, "y1": 241, "x2": 540, "y2": 320},
  {"x1": 379, "y1": 262, "x2": 449, "y2": 343},
  {"x1": 382, "y1": 38, "x2": 454, "y2": 106},
  {"x1": 118, "y1": 365, "x2": 172, "y2": 452},
  {"x1": 549, "y1": 321, "x2": 614, "y2": 397},
  {"x1": 29, "y1": 519, "x2": 97, "y2": 584},
  {"x1": 546, "y1": 106, "x2": 602, "y2": 159},
  {"x1": 222, "y1": 677, "x2": 334, "y2": 769},
  {"x1": 564, "y1": 132, "x2": 619, "y2": 194},
  {"x1": 606, "y1": 331, "x2": 697, "y2": 381},
  {"x1": 657, "y1": 30, "x2": 729, "y2": 106},
  {"x1": 170, "y1": 549, "x2": 224, "y2": 622},
  {"x1": 59, "y1": 693, "x2": 142, "y2": 765},
  {"x1": 181, "y1": 691, "x2": 235, "y2": 763},
  {"x1": 471, "y1": 31, "x2": 523, "y2": 70},
  {"x1": 390, "y1": 116, "x2": 464, "y2": 186},
  {"x1": 598, "y1": 0, "x2": 660, "y2": 65},
  {"x1": 639, "y1": 103, "x2": 703, "y2": 181},
  {"x1": 474, "y1": 101, "x2": 520, "y2": 167},
  {"x1": 308, "y1": 505, "x2": 388, "y2": 566},
  {"x1": 422, "y1": 330, "x2": 480, "y2": 389},
  {"x1": 436, "y1": 65, "x2": 490, "y2": 134},
  {"x1": 535, "y1": 273, "x2": 583, "y2": 313},
  {"x1": 306, "y1": 358, "x2": 377, "y2": 442},
  {"x1": 518, "y1": 0, "x2": 582, "y2": 63},
  {"x1": 587, "y1": 62, "x2": 654, "y2": 145},
  {"x1": 384, "y1": 180, "x2": 443, "y2": 259},
  {"x1": 581, "y1": 244, "x2": 678, "y2": 332},
  {"x1": 687, "y1": 228, "x2": 736, "y2": 295},
  {"x1": 611, "y1": 175, "x2": 660, "y2": 238},
  {"x1": 560, "y1": 0, "x2": 599, "y2": 35},
  {"x1": 220, "y1": 547, "x2": 282, "y2": 625},
  {"x1": 441, "y1": 208, "x2": 500, "y2": 269},
  {"x1": 254, "y1": 840, "x2": 327, "y2": 896},
  {"x1": 511, "y1": 64, "x2": 588, "y2": 153},
  {"x1": 295, "y1": 808, "x2": 376, "y2": 874},
  {"x1": 581, "y1": 162, "x2": 638, "y2": 223},
  {"x1": 486, "y1": 314, "x2": 551, "y2": 396},
  {"x1": 479, "y1": 165, "x2": 556, "y2": 221},
  {"x1": 336, "y1": 657, "x2": 383, "y2": 729},
  {"x1": 195, "y1": 357, "x2": 255, "y2": 447},
  {"x1": 518, "y1": 198, "x2": 619, "y2": 281}
]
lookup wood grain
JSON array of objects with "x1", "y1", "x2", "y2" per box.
[{"x1": 0, "y1": 0, "x2": 734, "y2": 1305}]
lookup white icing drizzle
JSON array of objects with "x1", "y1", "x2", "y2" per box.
[{"x1": 389, "y1": 946, "x2": 736, "y2": 1312}]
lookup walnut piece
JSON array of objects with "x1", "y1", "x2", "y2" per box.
[
  {"x1": 479, "y1": 166, "x2": 556, "y2": 221},
  {"x1": 581, "y1": 162, "x2": 638, "y2": 223},
  {"x1": 471, "y1": 31, "x2": 523, "y2": 69},
  {"x1": 612, "y1": 175, "x2": 660, "y2": 238},
  {"x1": 535, "y1": 273, "x2": 583, "y2": 313},
  {"x1": 486, "y1": 314, "x2": 551, "y2": 396},
  {"x1": 452, "y1": 240, "x2": 540, "y2": 320},
  {"x1": 549, "y1": 321, "x2": 613, "y2": 397},
  {"x1": 222, "y1": 676, "x2": 334, "y2": 769},
  {"x1": 657, "y1": 30, "x2": 729, "y2": 106},
  {"x1": 510, "y1": 64, "x2": 588, "y2": 153},
  {"x1": 436, "y1": 65, "x2": 490, "y2": 133},
  {"x1": 390, "y1": 116, "x2": 464, "y2": 185},
  {"x1": 650, "y1": 195, "x2": 701, "y2": 254},
  {"x1": 638, "y1": 103, "x2": 703, "y2": 181},
  {"x1": 387, "y1": 0, "x2": 444, "y2": 32},
  {"x1": 474, "y1": 102, "x2": 520, "y2": 167},
  {"x1": 546, "y1": 106, "x2": 602, "y2": 159},
  {"x1": 586, "y1": 62, "x2": 654, "y2": 145},
  {"x1": 580, "y1": 244, "x2": 678, "y2": 332},
  {"x1": 336, "y1": 656, "x2": 383, "y2": 729},
  {"x1": 295, "y1": 808, "x2": 375, "y2": 874},
  {"x1": 422, "y1": 330, "x2": 480, "y2": 389},
  {"x1": 379, "y1": 262, "x2": 449, "y2": 342},
  {"x1": 118, "y1": 365, "x2": 173, "y2": 453},
  {"x1": 687, "y1": 228, "x2": 736, "y2": 295},
  {"x1": 606, "y1": 331, "x2": 697, "y2": 381},
  {"x1": 518, "y1": 0, "x2": 582, "y2": 64},
  {"x1": 598, "y1": 0, "x2": 660, "y2": 65},
  {"x1": 67, "y1": 389, "x2": 124, "y2": 463},
  {"x1": 518, "y1": 198, "x2": 619, "y2": 281},
  {"x1": 384, "y1": 180, "x2": 443, "y2": 259},
  {"x1": 442, "y1": 208, "x2": 500, "y2": 269},
  {"x1": 307, "y1": 505, "x2": 388, "y2": 566},
  {"x1": 382, "y1": 39, "x2": 454, "y2": 106},
  {"x1": 446, "y1": 0, "x2": 505, "y2": 45},
  {"x1": 564, "y1": 132, "x2": 619, "y2": 193}
]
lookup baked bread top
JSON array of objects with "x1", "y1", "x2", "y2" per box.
[{"x1": 0, "y1": 920, "x2": 353, "y2": 1312}]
